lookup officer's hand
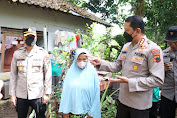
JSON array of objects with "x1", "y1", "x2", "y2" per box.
[
  {"x1": 42, "y1": 94, "x2": 49, "y2": 104},
  {"x1": 164, "y1": 62, "x2": 173, "y2": 71},
  {"x1": 114, "y1": 75, "x2": 128, "y2": 83},
  {"x1": 10, "y1": 96, "x2": 17, "y2": 106},
  {"x1": 86, "y1": 55, "x2": 101, "y2": 66}
]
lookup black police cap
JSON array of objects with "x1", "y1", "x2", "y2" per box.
[{"x1": 165, "y1": 25, "x2": 177, "y2": 42}]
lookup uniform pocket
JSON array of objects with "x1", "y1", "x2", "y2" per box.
[
  {"x1": 32, "y1": 62, "x2": 42, "y2": 73},
  {"x1": 130, "y1": 56, "x2": 144, "y2": 73},
  {"x1": 17, "y1": 61, "x2": 26, "y2": 73}
]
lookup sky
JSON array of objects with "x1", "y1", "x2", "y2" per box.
[{"x1": 90, "y1": 3, "x2": 132, "y2": 37}]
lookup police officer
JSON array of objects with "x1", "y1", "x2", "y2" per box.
[
  {"x1": 9, "y1": 27, "x2": 52, "y2": 118},
  {"x1": 160, "y1": 25, "x2": 177, "y2": 118},
  {"x1": 0, "y1": 80, "x2": 3, "y2": 100},
  {"x1": 89, "y1": 15, "x2": 164, "y2": 118}
]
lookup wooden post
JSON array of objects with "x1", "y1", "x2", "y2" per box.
[{"x1": 1, "y1": 33, "x2": 6, "y2": 72}]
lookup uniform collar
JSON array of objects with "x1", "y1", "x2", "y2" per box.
[
  {"x1": 23, "y1": 45, "x2": 38, "y2": 56},
  {"x1": 130, "y1": 35, "x2": 147, "y2": 50}
]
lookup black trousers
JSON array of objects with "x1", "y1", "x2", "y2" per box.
[
  {"x1": 149, "y1": 102, "x2": 158, "y2": 118},
  {"x1": 116, "y1": 100, "x2": 149, "y2": 118},
  {"x1": 160, "y1": 96, "x2": 177, "y2": 118},
  {"x1": 16, "y1": 97, "x2": 46, "y2": 118}
]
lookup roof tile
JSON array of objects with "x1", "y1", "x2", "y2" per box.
[{"x1": 11, "y1": 0, "x2": 111, "y2": 26}]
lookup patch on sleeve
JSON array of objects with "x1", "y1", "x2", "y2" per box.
[
  {"x1": 45, "y1": 56, "x2": 51, "y2": 65},
  {"x1": 151, "y1": 49, "x2": 161, "y2": 63}
]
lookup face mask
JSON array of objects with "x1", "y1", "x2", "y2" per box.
[
  {"x1": 25, "y1": 37, "x2": 36, "y2": 46},
  {"x1": 123, "y1": 31, "x2": 136, "y2": 42},
  {"x1": 77, "y1": 61, "x2": 87, "y2": 69}
]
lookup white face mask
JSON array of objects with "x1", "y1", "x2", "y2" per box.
[{"x1": 77, "y1": 61, "x2": 87, "y2": 69}]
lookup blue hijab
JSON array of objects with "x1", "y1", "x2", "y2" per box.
[{"x1": 59, "y1": 48, "x2": 101, "y2": 118}]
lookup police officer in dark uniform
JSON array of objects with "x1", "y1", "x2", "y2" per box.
[{"x1": 160, "y1": 25, "x2": 177, "y2": 118}]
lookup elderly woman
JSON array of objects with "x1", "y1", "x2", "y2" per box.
[{"x1": 59, "y1": 48, "x2": 101, "y2": 118}]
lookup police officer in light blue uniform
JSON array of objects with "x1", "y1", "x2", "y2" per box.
[{"x1": 160, "y1": 26, "x2": 177, "y2": 118}]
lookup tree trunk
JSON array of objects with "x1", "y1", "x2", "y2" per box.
[{"x1": 134, "y1": 0, "x2": 145, "y2": 17}]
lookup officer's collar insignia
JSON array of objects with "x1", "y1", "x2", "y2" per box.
[
  {"x1": 138, "y1": 38, "x2": 145, "y2": 45},
  {"x1": 19, "y1": 55, "x2": 24, "y2": 58},
  {"x1": 151, "y1": 49, "x2": 161, "y2": 63},
  {"x1": 124, "y1": 47, "x2": 128, "y2": 51}
]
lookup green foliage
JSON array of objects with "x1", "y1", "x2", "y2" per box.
[
  {"x1": 144, "y1": 0, "x2": 177, "y2": 47},
  {"x1": 100, "y1": 82, "x2": 120, "y2": 118},
  {"x1": 68, "y1": 0, "x2": 130, "y2": 25}
]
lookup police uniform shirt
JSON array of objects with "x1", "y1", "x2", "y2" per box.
[
  {"x1": 99, "y1": 36, "x2": 164, "y2": 110},
  {"x1": 162, "y1": 47, "x2": 177, "y2": 102},
  {"x1": 9, "y1": 45, "x2": 52, "y2": 100}
]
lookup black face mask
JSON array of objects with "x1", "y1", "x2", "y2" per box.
[
  {"x1": 123, "y1": 31, "x2": 136, "y2": 42},
  {"x1": 25, "y1": 37, "x2": 36, "y2": 46}
]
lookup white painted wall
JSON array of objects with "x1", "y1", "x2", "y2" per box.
[{"x1": 0, "y1": 0, "x2": 92, "y2": 51}]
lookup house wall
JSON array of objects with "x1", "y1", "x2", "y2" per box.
[
  {"x1": 0, "y1": 0, "x2": 92, "y2": 71},
  {"x1": 0, "y1": 0, "x2": 92, "y2": 50}
]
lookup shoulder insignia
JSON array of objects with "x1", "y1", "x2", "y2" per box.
[
  {"x1": 138, "y1": 38, "x2": 145, "y2": 45},
  {"x1": 151, "y1": 49, "x2": 161, "y2": 63}
]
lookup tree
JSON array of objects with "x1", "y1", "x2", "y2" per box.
[
  {"x1": 67, "y1": 0, "x2": 130, "y2": 26},
  {"x1": 68, "y1": 0, "x2": 177, "y2": 49}
]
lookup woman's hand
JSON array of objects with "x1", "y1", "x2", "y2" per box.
[{"x1": 86, "y1": 113, "x2": 92, "y2": 118}]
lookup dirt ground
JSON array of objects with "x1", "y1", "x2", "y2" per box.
[
  {"x1": 0, "y1": 99, "x2": 17, "y2": 118},
  {"x1": 0, "y1": 99, "x2": 60, "y2": 118}
]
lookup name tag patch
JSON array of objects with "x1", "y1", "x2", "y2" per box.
[{"x1": 134, "y1": 52, "x2": 145, "y2": 57}]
